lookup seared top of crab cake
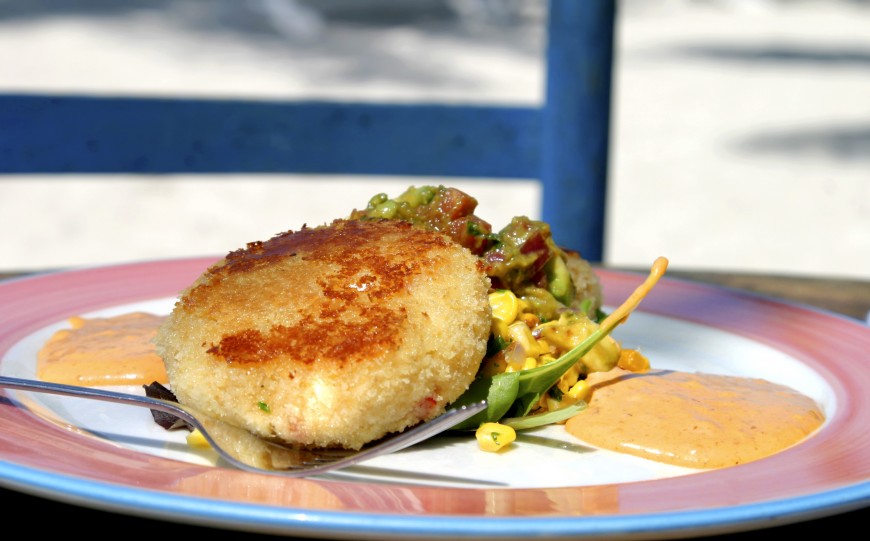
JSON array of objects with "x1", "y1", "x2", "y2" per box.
[{"x1": 155, "y1": 218, "x2": 492, "y2": 450}]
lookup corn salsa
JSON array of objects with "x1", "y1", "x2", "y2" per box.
[{"x1": 351, "y1": 185, "x2": 650, "y2": 423}]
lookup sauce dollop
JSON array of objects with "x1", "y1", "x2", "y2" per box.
[
  {"x1": 37, "y1": 312, "x2": 168, "y2": 386},
  {"x1": 565, "y1": 368, "x2": 825, "y2": 469}
]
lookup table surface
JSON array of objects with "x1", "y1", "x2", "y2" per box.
[{"x1": 1, "y1": 267, "x2": 868, "y2": 540}]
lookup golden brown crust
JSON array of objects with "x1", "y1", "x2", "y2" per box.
[
  {"x1": 187, "y1": 220, "x2": 453, "y2": 368},
  {"x1": 156, "y1": 218, "x2": 492, "y2": 449}
]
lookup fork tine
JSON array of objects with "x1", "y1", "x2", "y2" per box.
[
  {"x1": 285, "y1": 451, "x2": 355, "y2": 468},
  {"x1": 285, "y1": 400, "x2": 488, "y2": 473},
  {"x1": 305, "y1": 448, "x2": 356, "y2": 458}
]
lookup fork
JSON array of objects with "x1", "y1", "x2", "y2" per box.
[{"x1": 0, "y1": 375, "x2": 486, "y2": 477}]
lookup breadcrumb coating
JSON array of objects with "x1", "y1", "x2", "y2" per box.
[{"x1": 155, "y1": 219, "x2": 491, "y2": 450}]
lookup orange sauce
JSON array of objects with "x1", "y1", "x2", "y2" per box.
[
  {"x1": 37, "y1": 312, "x2": 168, "y2": 386},
  {"x1": 565, "y1": 368, "x2": 825, "y2": 469}
]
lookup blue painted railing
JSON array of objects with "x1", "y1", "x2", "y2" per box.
[{"x1": 0, "y1": 0, "x2": 615, "y2": 261}]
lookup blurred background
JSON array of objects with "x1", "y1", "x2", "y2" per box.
[{"x1": 1, "y1": 0, "x2": 868, "y2": 279}]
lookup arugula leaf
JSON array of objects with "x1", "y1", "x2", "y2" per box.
[
  {"x1": 450, "y1": 371, "x2": 520, "y2": 430},
  {"x1": 449, "y1": 257, "x2": 669, "y2": 431},
  {"x1": 500, "y1": 401, "x2": 588, "y2": 430},
  {"x1": 449, "y1": 329, "x2": 602, "y2": 429}
]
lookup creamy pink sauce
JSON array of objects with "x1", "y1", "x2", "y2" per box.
[
  {"x1": 37, "y1": 312, "x2": 168, "y2": 386},
  {"x1": 565, "y1": 368, "x2": 825, "y2": 469}
]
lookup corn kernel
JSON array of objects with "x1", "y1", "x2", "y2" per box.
[
  {"x1": 545, "y1": 395, "x2": 561, "y2": 413},
  {"x1": 186, "y1": 429, "x2": 211, "y2": 449},
  {"x1": 558, "y1": 370, "x2": 579, "y2": 393},
  {"x1": 522, "y1": 357, "x2": 537, "y2": 370},
  {"x1": 491, "y1": 318, "x2": 511, "y2": 342},
  {"x1": 488, "y1": 290, "x2": 520, "y2": 324},
  {"x1": 618, "y1": 348, "x2": 651, "y2": 372},
  {"x1": 539, "y1": 354, "x2": 557, "y2": 365},
  {"x1": 567, "y1": 380, "x2": 591, "y2": 402},
  {"x1": 475, "y1": 422, "x2": 516, "y2": 452},
  {"x1": 516, "y1": 297, "x2": 529, "y2": 312},
  {"x1": 519, "y1": 312, "x2": 539, "y2": 328}
]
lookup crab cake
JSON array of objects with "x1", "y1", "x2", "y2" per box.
[{"x1": 155, "y1": 218, "x2": 491, "y2": 450}]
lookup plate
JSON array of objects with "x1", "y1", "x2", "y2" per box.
[{"x1": 1, "y1": 257, "x2": 869, "y2": 540}]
